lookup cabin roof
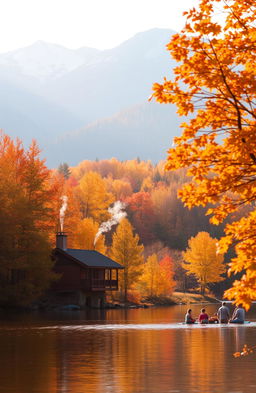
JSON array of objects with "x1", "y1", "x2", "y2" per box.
[{"x1": 55, "y1": 248, "x2": 124, "y2": 269}]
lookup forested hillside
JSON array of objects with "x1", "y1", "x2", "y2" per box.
[
  {"x1": 67, "y1": 157, "x2": 226, "y2": 250},
  {"x1": 1, "y1": 132, "x2": 249, "y2": 305}
]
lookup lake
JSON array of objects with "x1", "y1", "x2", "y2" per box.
[{"x1": 1, "y1": 304, "x2": 256, "y2": 393}]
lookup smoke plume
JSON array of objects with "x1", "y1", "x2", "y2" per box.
[
  {"x1": 94, "y1": 201, "x2": 127, "y2": 246},
  {"x1": 60, "y1": 195, "x2": 68, "y2": 232}
]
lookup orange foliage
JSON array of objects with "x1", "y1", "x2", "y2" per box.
[
  {"x1": 0, "y1": 132, "x2": 58, "y2": 304},
  {"x1": 152, "y1": 0, "x2": 256, "y2": 308},
  {"x1": 47, "y1": 172, "x2": 81, "y2": 247},
  {"x1": 105, "y1": 177, "x2": 133, "y2": 200}
]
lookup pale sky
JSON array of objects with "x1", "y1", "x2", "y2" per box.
[{"x1": 0, "y1": 0, "x2": 197, "y2": 53}]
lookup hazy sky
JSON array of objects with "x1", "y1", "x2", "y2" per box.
[{"x1": 0, "y1": 0, "x2": 197, "y2": 53}]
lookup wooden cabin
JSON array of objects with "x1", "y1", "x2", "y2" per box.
[{"x1": 51, "y1": 232, "x2": 124, "y2": 308}]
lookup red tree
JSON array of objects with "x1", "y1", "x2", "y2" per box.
[{"x1": 126, "y1": 192, "x2": 156, "y2": 245}]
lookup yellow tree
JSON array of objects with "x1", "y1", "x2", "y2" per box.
[
  {"x1": 140, "y1": 176, "x2": 154, "y2": 192},
  {"x1": 73, "y1": 217, "x2": 107, "y2": 254},
  {"x1": 77, "y1": 171, "x2": 114, "y2": 222},
  {"x1": 110, "y1": 218, "x2": 144, "y2": 302},
  {"x1": 139, "y1": 254, "x2": 175, "y2": 297},
  {"x1": 139, "y1": 254, "x2": 160, "y2": 297},
  {"x1": 152, "y1": 0, "x2": 256, "y2": 308},
  {"x1": 183, "y1": 232, "x2": 225, "y2": 295}
]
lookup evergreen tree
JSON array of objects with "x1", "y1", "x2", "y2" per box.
[{"x1": 58, "y1": 163, "x2": 71, "y2": 179}]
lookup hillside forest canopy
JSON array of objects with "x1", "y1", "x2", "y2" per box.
[
  {"x1": 152, "y1": 0, "x2": 256, "y2": 309},
  {"x1": 0, "y1": 131, "x2": 250, "y2": 306}
]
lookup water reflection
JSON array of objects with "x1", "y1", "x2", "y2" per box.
[{"x1": 1, "y1": 305, "x2": 256, "y2": 393}]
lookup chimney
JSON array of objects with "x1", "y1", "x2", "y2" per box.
[{"x1": 56, "y1": 232, "x2": 67, "y2": 250}]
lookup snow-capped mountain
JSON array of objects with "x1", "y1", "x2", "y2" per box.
[
  {"x1": 0, "y1": 40, "x2": 100, "y2": 81},
  {"x1": 39, "y1": 28, "x2": 176, "y2": 122}
]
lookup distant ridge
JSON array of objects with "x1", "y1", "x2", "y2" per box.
[{"x1": 44, "y1": 101, "x2": 180, "y2": 167}]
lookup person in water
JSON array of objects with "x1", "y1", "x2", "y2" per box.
[
  {"x1": 185, "y1": 308, "x2": 196, "y2": 324},
  {"x1": 217, "y1": 301, "x2": 230, "y2": 323},
  {"x1": 198, "y1": 308, "x2": 209, "y2": 324},
  {"x1": 208, "y1": 312, "x2": 219, "y2": 324},
  {"x1": 230, "y1": 305, "x2": 245, "y2": 324}
]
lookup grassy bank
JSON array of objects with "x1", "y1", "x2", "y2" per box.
[
  {"x1": 107, "y1": 291, "x2": 220, "y2": 308},
  {"x1": 170, "y1": 291, "x2": 219, "y2": 305}
]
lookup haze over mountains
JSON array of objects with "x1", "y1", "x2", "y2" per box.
[{"x1": 0, "y1": 28, "x2": 181, "y2": 167}]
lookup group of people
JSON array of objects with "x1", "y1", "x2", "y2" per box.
[{"x1": 185, "y1": 302, "x2": 246, "y2": 324}]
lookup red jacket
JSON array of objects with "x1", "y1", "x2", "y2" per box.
[{"x1": 199, "y1": 313, "x2": 209, "y2": 322}]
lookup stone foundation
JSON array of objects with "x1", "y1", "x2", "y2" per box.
[{"x1": 43, "y1": 290, "x2": 106, "y2": 309}]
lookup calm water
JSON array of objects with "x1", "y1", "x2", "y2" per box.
[{"x1": 1, "y1": 304, "x2": 256, "y2": 393}]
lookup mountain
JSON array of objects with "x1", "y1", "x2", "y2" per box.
[
  {"x1": 44, "y1": 101, "x2": 181, "y2": 167},
  {"x1": 39, "y1": 28, "x2": 176, "y2": 122},
  {"x1": 0, "y1": 78, "x2": 81, "y2": 146},
  {"x1": 0, "y1": 41, "x2": 100, "y2": 82},
  {"x1": 0, "y1": 41, "x2": 101, "y2": 123},
  {"x1": 0, "y1": 28, "x2": 180, "y2": 166},
  {"x1": 0, "y1": 41, "x2": 100, "y2": 145}
]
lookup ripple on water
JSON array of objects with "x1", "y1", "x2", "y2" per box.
[{"x1": 0, "y1": 322, "x2": 256, "y2": 332}]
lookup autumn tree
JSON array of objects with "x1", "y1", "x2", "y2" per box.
[
  {"x1": 152, "y1": 0, "x2": 256, "y2": 308},
  {"x1": 159, "y1": 255, "x2": 176, "y2": 295},
  {"x1": 139, "y1": 254, "x2": 159, "y2": 297},
  {"x1": 73, "y1": 217, "x2": 107, "y2": 254},
  {"x1": 105, "y1": 178, "x2": 133, "y2": 200},
  {"x1": 139, "y1": 253, "x2": 175, "y2": 297},
  {"x1": 0, "y1": 133, "x2": 57, "y2": 306},
  {"x1": 140, "y1": 176, "x2": 154, "y2": 192},
  {"x1": 123, "y1": 160, "x2": 153, "y2": 192},
  {"x1": 126, "y1": 192, "x2": 156, "y2": 244},
  {"x1": 77, "y1": 171, "x2": 114, "y2": 223},
  {"x1": 110, "y1": 218, "x2": 144, "y2": 302},
  {"x1": 151, "y1": 185, "x2": 179, "y2": 246},
  {"x1": 183, "y1": 232, "x2": 225, "y2": 295},
  {"x1": 71, "y1": 159, "x2": 98, "y2": 181}
]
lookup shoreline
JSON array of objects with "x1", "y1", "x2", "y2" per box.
[
  {"x1": 105, "y1": 292, "x2": 220, "y2": 310},
  {"x1": 0, "y1": 292, "x2": 221, "y2": 312}
]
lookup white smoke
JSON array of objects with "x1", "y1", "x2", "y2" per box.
[
  {"x1": 60, "y1": 195, "x2": 68, "y2": 232},
  {"x1": 94, "y1": 201, "x2": 127, "y2": 246}
]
